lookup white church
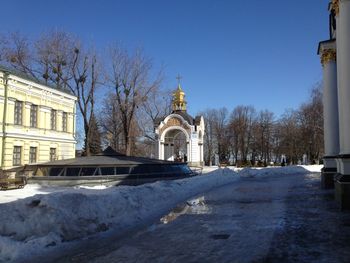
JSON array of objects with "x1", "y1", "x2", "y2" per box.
[{"x1": 154, "y1": 80, "x2": 205, "y2": 167}]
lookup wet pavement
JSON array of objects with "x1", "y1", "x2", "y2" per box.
[{"x1": 74, "y1": 173, "x2": 350, "y2": 263}]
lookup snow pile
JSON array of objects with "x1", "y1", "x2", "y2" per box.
[
  {"x1": 239, "y1": 165, "x2": 322, "y2": 178},
  {"x1": 0, "y1": 165, "x2": 322, "y2": 262},
  {"x1": 299, "y1": 164, "x2": 323, "y2": 172},
  {"x1": 0, "y1": 168, "x2": 238, "y2": 262}
]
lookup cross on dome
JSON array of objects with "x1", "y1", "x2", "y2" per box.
[{"x1": 176, "y1": 74, "x2": 182, "y2": 87}]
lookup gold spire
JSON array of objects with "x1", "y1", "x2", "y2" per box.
[{"x1": 172, "y1": 75, "x2": 187, "y2": 111}]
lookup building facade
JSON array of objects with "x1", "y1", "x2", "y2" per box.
[
  {"x1": 0, "y1": 67, "x2": 77, "y2": 171},
  {"x1": 155, "y1": 81, "x2": 205, "y2": 167}
]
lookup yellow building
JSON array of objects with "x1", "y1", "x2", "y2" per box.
[{"x1": 0, "y1": 66, "x2": 77, "y2": 171}]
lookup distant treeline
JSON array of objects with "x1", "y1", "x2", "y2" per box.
[{"x1": 200, "y1": 86, "x2": 323, "y2": 166}]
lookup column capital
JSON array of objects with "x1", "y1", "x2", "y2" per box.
[
  {"x1": 331, "y1": 0, "x2": 339, "y2": 16},
  {"x1": 321, "y1": 49, "x2": 337, "y2": 66},
  {"x1": 335, "y1": 0, "x2": 350, "y2": 15}
]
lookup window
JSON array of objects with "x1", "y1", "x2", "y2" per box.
[
  {"x1": 65, "y1": 167, "x2": 80, "y2": 177},
  {"x1": 100, "y1": 167, "x2": 116, "y2": 176},
  {"x1": 49, "y1": 167, "x2": 63, "y2": 177},
  {"x1": 80, "y1": 167, "x2": 97, "y2": 176},
  {"x1": 116, "y1": 167, "x2": 130, "y2": 175},
  {"x1": 30, "y1": 104, "x2": 38, "y2": 128},
  {"x1": 50, "y1": 148, "x2": 56, "y2": 161},
  {"x1": 29, "y1": 147, "x2": 37, "y2": 163},
  {"x1": 50, "y1": 110, "x2": 57, "y2": 130},
  {"x1": 14, "y1": 101, "x2": 22, "y2": 125},
  {"x1": 13, "y1": 146, "x2": 22, "y2": 166},
  {"x1": 62, "y1": 112, "x2": 67, "y2": 132}
]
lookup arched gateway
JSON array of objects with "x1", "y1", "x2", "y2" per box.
[{"x1": 155, "y1": 81, "x2": 204, "y2": 167}]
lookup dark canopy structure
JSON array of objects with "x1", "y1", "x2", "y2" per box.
[{"x1": 31, "y1": 147, "x2": 193, "y2": 179}]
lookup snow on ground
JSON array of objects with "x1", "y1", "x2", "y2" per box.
[
  {"x1": 238, "y1": 165, "x2": 323, "y2": 177},
  {"x1": 299, "y1": 164, "x2": 323, "y2": 172},
  {"x1": 0, "y1": 165, "x2": 322, "y2": 262},
  {"x1": 0, "y1": 185, "x2": 71, "y2": 204}
]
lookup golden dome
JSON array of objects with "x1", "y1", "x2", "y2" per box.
[{"x1": 172, "y1": 83, "x2": 187, "y2": 111}]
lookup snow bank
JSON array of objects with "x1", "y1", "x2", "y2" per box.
[
  {"x1": 239, "y1": 165, "x2": 322, "y2": 178},
  {"x1": 299, "y1": 164, "x2": 323, "y2": 172},
  {"x1": 0, "y1": 168, "x2": 237, "y2": 262},
  {"x1": 0, "y1": 165, "x2": 321, "y2": 262}
]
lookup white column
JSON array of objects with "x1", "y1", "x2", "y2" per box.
[
  {"x1": 200, "y1": 144, "x2": 204, "y2": 165},
  {"x1": 158, "y1": 141, "x2": 163, "y2": 160},
  {"x1": 319, "y1": 44, "x2": 339, "y2": 161},
  {"x1": 169, "y1": 144, "x2": 174, "y2": 161},
  {"x1": 337, "y1": 0, "x2": 350, "y2": 156},
  {"x1": 191, "y1": 138, "x2": 199, "y2": 163},
  {"x1": 318, "y1": 42, "x2": 339, "y2": 188},
  {"x1": 164, "y1": 144, "x2": 168, "y2": 160},
  {"x1": 187, "y1": 141, "x2": 191, "y2": 164}
]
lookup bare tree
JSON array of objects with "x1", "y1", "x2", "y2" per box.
[
  {"x1": 107, "y1": 46, "x2": 161, "y2": 156},
  {"x1": 2, "y1": 32, "x2": 37, "y2": 79},
  {"x1": 298, "y1": 84, "x2": 324, "y2": 163},
  {"x1": 37, "y1": 32, "x2": 101, "y2": 156},
  {"x1": 138, "y1": 87, "x2": 171, "y2": 141},
  {"x1": 256, "y1": 110, "x2": 275, "y2": 165},
  {"x1": 65, "y1": 47, "x2": 100, "y2": 156},
  {"x1": 201, "y1": 109, "x2": 217, "y2": 165},
  {"x1": 229, "y1": 105, "x2": 256, "y2": 165},
  {"x1": 100, "y1": 93, "x2": 124, "y2": 151},
  {"x1": 34, "y1": 31, "x2": 76, "y2": 87},
  {"x1": 37, "y1": 32, "x2": 100, "y2": 156},
  {"x1": 0, "y1": 34, "x2": 8, "y2": 62},
  {"x1": 2, "y1": 31, "x2": 100, "y2": 156},
  {"x1": 278, "y1": 109, "x2": 303, "y2": 164},
  {"x1": 212, "y1": 108, "x2": 229, "y2": 163},
  {"x1": 142, "y1": 87, "x2": 171, "y2": 122}
]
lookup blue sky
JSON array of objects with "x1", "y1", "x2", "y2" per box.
[{"x1": 1, "y1": 0, "x2": 329, "y2": 117}]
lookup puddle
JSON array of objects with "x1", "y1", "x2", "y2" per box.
[
  {"x1": 160, "y1": 196, "x2": 211, "y2": 224},
  {"x1": 160, "y1": 204, "x2": 190, "y2": 224}
]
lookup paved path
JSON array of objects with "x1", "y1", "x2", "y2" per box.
[{"x1": 73, "y1": 173, "x2": 350, "y2": 263}]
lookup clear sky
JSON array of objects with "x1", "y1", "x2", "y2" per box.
[{"x1": 0, "y1": 0, "x2": 330, "y2": 117}]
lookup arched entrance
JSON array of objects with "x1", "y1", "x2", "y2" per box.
[{"x1": 164, "y1": 129, "x2": 188, "y2": 162}]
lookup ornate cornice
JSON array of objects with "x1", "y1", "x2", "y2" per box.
[
  {"x1": 321, "y1": 49, "x2": 337, "y2": 66},
  {"x1": 331, "y1": 0, "x2": 339, "y2": 16}
]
